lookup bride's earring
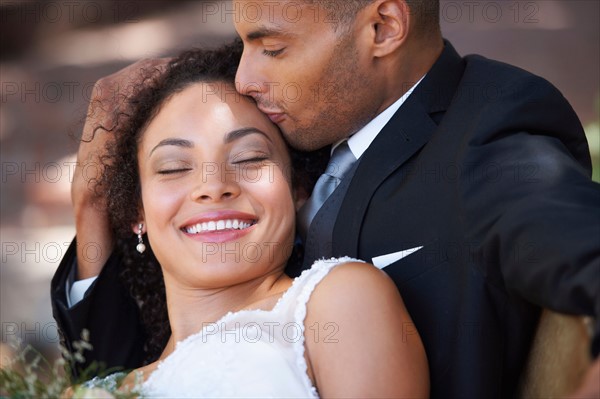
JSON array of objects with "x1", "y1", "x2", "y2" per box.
[{"x1": 136, "y1": 223, "x2": 146, "y2": 254}]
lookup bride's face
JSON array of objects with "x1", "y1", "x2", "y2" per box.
[{"x1": 136, "y1": 82, "x2": 296, "y2": 288}]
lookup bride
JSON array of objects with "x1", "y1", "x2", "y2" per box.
[{"x1": 88, "y1": 43, "x2": 428, "y2": 397}]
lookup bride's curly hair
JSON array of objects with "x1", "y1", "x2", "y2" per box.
[{"x1": 94, "y1": 39, "x2": 327, "y2": 364}]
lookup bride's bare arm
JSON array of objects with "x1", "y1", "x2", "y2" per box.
[{"x1": 304, "y1": 262, "x2": 429, "y2": 398}]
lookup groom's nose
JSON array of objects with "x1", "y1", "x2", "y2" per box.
[{"x1": 236, "y1": 50, "x2": 266, "y2": 99}]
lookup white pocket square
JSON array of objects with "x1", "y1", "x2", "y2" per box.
[{"x1": 371, "y1": 246, "x2": 424, "y2": 269}]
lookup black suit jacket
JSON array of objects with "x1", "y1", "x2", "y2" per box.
[{"x1": 51, "y1": 41, "x2": 600, "y2": 397}]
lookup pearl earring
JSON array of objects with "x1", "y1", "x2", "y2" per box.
[{"x1": 136, "y1": 223, "x2": 146, "y2": 254}]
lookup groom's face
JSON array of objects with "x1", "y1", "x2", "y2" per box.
[{"x1": 234, "y1": 0, "x2": 381, "y2": 151}]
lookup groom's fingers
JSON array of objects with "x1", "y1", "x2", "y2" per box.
[
  {"x1": 81, "y1": 57, "x2": 170, "y2": 142},
  {"x1": 75, "y1": 57, "x2": 171, "y2": 204}
]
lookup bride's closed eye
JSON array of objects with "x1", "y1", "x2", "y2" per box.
[
  {"x1": 155, "y1": 160, "x2": 193, "y2": 176},
  {"x1": 231, "y1": 150, "x2": 270, "y2": 165},
  {"x1": 229, "y1": 136, "x2": 274, "y2": 166},
  {"x1": 158, "y1": 167, "x2": 192, "y2": 175}
]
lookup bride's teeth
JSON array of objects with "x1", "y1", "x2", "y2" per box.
[{"x1": 185, "y1": 219, "x2": 255, "y2": 234}]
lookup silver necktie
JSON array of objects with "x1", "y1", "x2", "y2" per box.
[{"x1": 297, "y1": 141, "x2": 356, "y2": 239}]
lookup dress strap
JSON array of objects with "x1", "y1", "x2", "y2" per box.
[{"x1": 287, "y1": 256, "x2": 363, "y2": 397}]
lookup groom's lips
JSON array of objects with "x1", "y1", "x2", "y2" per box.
[{"x1": 258, "y1": 106, "x2": 286, "y2": 124}]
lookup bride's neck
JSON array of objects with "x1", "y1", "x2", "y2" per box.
[{"x1": 161, "y1": 270, "x2": 291, "y2": 349}]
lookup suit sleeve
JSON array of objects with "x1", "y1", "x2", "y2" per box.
[
  {"x1": 459, "y1": 74, "x2": 600, "y2": 356},
  {"x1": 51, "y1": 238, "x2": 145, "y2": 377}
]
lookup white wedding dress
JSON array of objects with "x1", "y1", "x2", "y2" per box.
[{"x1": 85, "y1": 257, "x2": 358, "y2": 398}]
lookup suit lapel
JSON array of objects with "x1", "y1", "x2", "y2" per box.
[
  {"x1": 332, "y1": 41, "x2": 466, "y2": 257},
  {"x1": 332, "y1": 98, "x2": 437, "y2": 256}
]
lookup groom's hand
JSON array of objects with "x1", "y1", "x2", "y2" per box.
[{"x1": 73, "y1": 58, "x2": 169, "y2": 279}]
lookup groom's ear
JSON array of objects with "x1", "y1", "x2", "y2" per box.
[{"x1": 367, "y1": 0, "x2": 410, "y2": 58}]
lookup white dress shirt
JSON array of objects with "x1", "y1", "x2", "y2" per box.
[{"x1": 336, "y1": 75, "x2": 425, "y2": 159}]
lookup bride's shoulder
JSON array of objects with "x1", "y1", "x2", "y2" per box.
[{"x1": 306, "y1": 259, "x2": 402, "y2": 318}]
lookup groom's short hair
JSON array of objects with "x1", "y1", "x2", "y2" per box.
[{"x1": 302, "y1": 0, "x2": 440, "y2": 36}]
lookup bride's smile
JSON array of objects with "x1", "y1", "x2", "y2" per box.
[{"x1": 180, "y1": 210, "x2": 259, "y2": 242}]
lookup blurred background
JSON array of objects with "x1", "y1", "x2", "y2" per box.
[{"x1": 1, "y1": 0, "x2": 599, "y2": 366}]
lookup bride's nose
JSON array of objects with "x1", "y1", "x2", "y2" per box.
[{"x1": 190, "y1": 163, "x2": 241, "y2": 202}]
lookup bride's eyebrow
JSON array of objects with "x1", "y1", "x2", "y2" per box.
[
  {"x1": 149, "y1": 138, "x2": 193, "y2": 157},
  {"x1": 224, "y1": 128, "x2": 273, "y2": 144}
]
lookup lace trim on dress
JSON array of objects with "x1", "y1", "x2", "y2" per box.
[
  {"x1": 146, "y1": 286, "x2": 297, "y2": 388},
  {"x1": 145, "y1": 269, "x2": 303, "y2": 388}
]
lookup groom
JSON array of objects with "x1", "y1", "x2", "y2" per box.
[{"x1": 52, "y1": 1, "x2": 600, "y2": 397}]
